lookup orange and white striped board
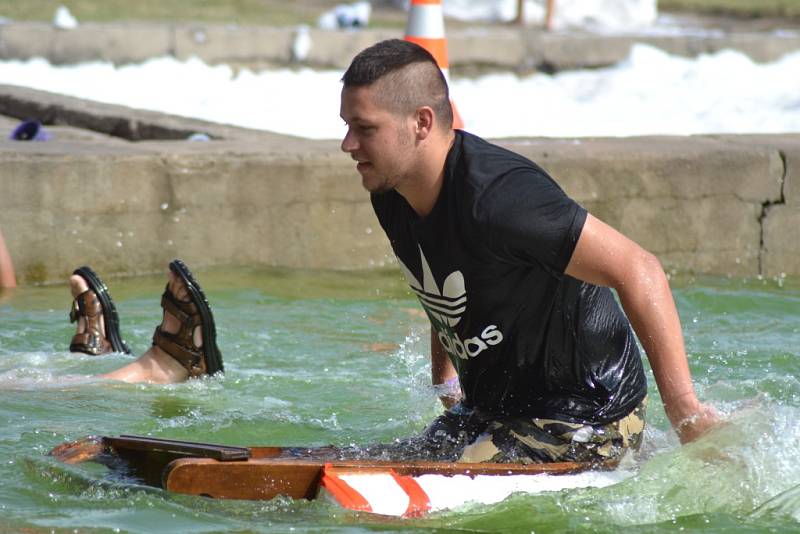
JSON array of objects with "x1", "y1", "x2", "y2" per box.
[
  {"x1": 318, "y1": 463, "x2": 630, "y2": 517},
  {"x1": 404, "y1": 0, "x2": 465, "y2": 129},
  {"x1": 320, "y1": 463, "x2": 431, "y2": 517}
]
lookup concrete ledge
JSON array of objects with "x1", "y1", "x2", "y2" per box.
[
  {"x1": 763, "y1": 206, "x2": 800, "y2": 277},
  {"x1": 0, "y1": 83, "x2": 298, "y2": 142},
  {"x1": 0, "y1": 87, "x2": 797, "y2": 284},
  {"x1": 722, "y1": 135, "x2": 800, "y2": 276},
  {"x1": 504, "y1": 136, "x2": 784, "y2": 276},
  {"x1": 1, "y1": 22, "x2": 799, "y2": 72}
]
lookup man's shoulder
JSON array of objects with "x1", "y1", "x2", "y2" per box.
[
  {"x1": 457, "y1": 130, "x2": 526, "y2": 161},
  {"x1": 455, "y1": 131, "x2": 551, "y2": 187}
]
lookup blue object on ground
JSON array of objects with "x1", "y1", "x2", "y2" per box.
[{"x1": 10, "y1": 120, "x2": 51, "y2": 141}]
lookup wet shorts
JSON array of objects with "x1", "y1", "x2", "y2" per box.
[{"x1": 362, "y1": 397, "x2": 648, "y2": 464}]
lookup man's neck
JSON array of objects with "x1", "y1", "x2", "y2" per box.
[{"x1": 398, "y1": 131, "x2": 456, "y2": 218}]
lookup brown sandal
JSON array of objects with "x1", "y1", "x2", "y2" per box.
[
  {"x1": 151, "y1": 260, "x2": 223, "y2": 378},
  {"x1": 68, "y1": 266, "x2": 131, "y2": 355},
  {"x1": 69, "y1": 290, "x2": 113, "y2": 355}
]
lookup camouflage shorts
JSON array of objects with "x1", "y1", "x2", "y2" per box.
[
  {"x1": 396, "y1": 397, "x2": 648, "y2": 464},
  {"x1": 328, "y1": 398, "x2": 646, "y2": 464}
]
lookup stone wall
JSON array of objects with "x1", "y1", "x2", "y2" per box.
[
  {"x1": 1, "y1": 22, "x2": 799, "y2": 73},
  {"x1": 0, "y1": 87, "x2": 796, "y2": 285}
]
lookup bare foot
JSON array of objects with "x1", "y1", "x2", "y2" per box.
[
  {"x1": 160, "y1": 270, "x2": 203, "y2": 349},
  {"x1": 69, "y1": 273, "x2": 114, "y2": 355},
  {"x1": 99, "y1": 270, "x2": 199, "y2": 384},
  {"x1": 99, "y1": 345, "x2": 188, "y2": 384},
  {"x1": 69, "y1": 274, "x2": 105, "y2": 341}
]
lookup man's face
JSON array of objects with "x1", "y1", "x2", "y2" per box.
[{"x1": 340, "y1": 84, "x2": 415, "y2": 194}]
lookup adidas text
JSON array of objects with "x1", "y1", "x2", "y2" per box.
[{"x1": 437, "y1": 324, "x2": 504, "y2": 360}]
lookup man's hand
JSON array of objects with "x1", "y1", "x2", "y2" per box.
[
  {"x1": 439, "y1": 393, "x2": 461, "y2": 409},
  {"x1": 674, "y1": 402, "x2": 721, "y2": 444},
  {"x1": 433, "y1": 376, "x2": 462, "y2": 408}
]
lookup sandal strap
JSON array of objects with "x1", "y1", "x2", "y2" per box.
[
  {"x1": 70, "y1": 332, "x2": 110, "y2": 355},
  {"x1": 69, "y1": 290, "x2": 102, "y2": 323},
  {"x1": 153, "y1": 326, "x2": 202, "y2": 375},
  {"x1": 160, "y1": 289, "x2": 200, "y2": 329},
  {"x1": 69, "y1": 298, "x2": 80, "y2": 323},
  {"x1": 152, "y1": 286, "x2": 207, "y2": 378},
  {"x1": 68, "y1": 290, "x2": 112, "y2": 355}
]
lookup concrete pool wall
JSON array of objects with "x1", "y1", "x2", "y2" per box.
[
  {"x1": 1, "y1": 84, "x2": 797, "y2": 285},
  {"x1": 1, "y1": 21, "x2": 800, "y2": 73}
]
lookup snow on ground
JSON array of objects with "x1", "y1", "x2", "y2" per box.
[{"x1": 0, "y1": 44, "x2": 798, "y2": 139}]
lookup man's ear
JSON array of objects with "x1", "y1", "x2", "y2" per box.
[{"x1": 415, "y1": 106, "x2": 435, "y2": 140}]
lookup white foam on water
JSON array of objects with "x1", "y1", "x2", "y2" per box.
[
  {"x1": 338, "y1": 472, "x2": 411, "y2": 516},
  {"x1": 456, "y1": 44, "x2": 800, "y2": 138},
  {"x1": 417, "y1": 470, "x2": 632, "y2": 511},
  {"x1": 0, "y1": 44, "x2": 798, "y2": 139},
  {"x1": 0, "y1": 368, "x2": 100, "y2": 390}
]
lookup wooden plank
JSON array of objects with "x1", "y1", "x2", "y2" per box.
[
  {"x1": 49, "y1": 435, "x2": 104, "y2": 464},
  {"x1": 165, "y1": 458, "x2": 325, "y2": 500},
  {"x1": 163, "y1": 456, "x2": 614, "y2": 501},
  {"x1": 110, "y1": 435, "x2": 252, "y2": 461},
  {"x1": 99, "y1": 435, "x2": 253, "y2": 487},
  {"x1": 50, "y1": 435, "x2": 617, "y2": 502}
]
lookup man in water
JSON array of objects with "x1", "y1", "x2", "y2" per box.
[
  {"x1": 66, "y1": 38, "x2": 716, "y2": 462},
  {"x1": 337, "y1": 39, "x2": 718, "y2": 463}
]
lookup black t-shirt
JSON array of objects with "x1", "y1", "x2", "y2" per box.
[{"x1": 371, "y1": 131, "x2": 647, "y2": 425}]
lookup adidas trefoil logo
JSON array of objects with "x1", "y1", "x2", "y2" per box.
[{"x1": 397, "y1": 245, "x2": 503, "y2": 360}]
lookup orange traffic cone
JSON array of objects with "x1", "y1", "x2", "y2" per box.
[{"x1": 404, "y1": 0, "x2": 464, "y2": 130}]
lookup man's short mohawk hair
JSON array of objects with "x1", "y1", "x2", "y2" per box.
[
  {"x1": 342, "y1": 38, "x2": 441, "y2": 87},
  {"x1": 341, "y1": 39, "x2": 454, "y2": 130}
]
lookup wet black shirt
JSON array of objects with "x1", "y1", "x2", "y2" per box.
[{"x1": 371, "y1": 131, "x2": 647, "y2": 424}]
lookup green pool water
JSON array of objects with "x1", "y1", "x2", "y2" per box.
[{"x1": 0, "y1": 267, "x2": 799, "y2": 533}]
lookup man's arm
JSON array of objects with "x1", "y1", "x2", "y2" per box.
[
  {"x1": 431, "y1": 329, "x2": 461, "y2": 408},
  {"x1": 565, "y1": 214, "x2": 718, "y2": 443},
  {"x1": 0, "y1": 228, "x2": 17, "y2": 289}
]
